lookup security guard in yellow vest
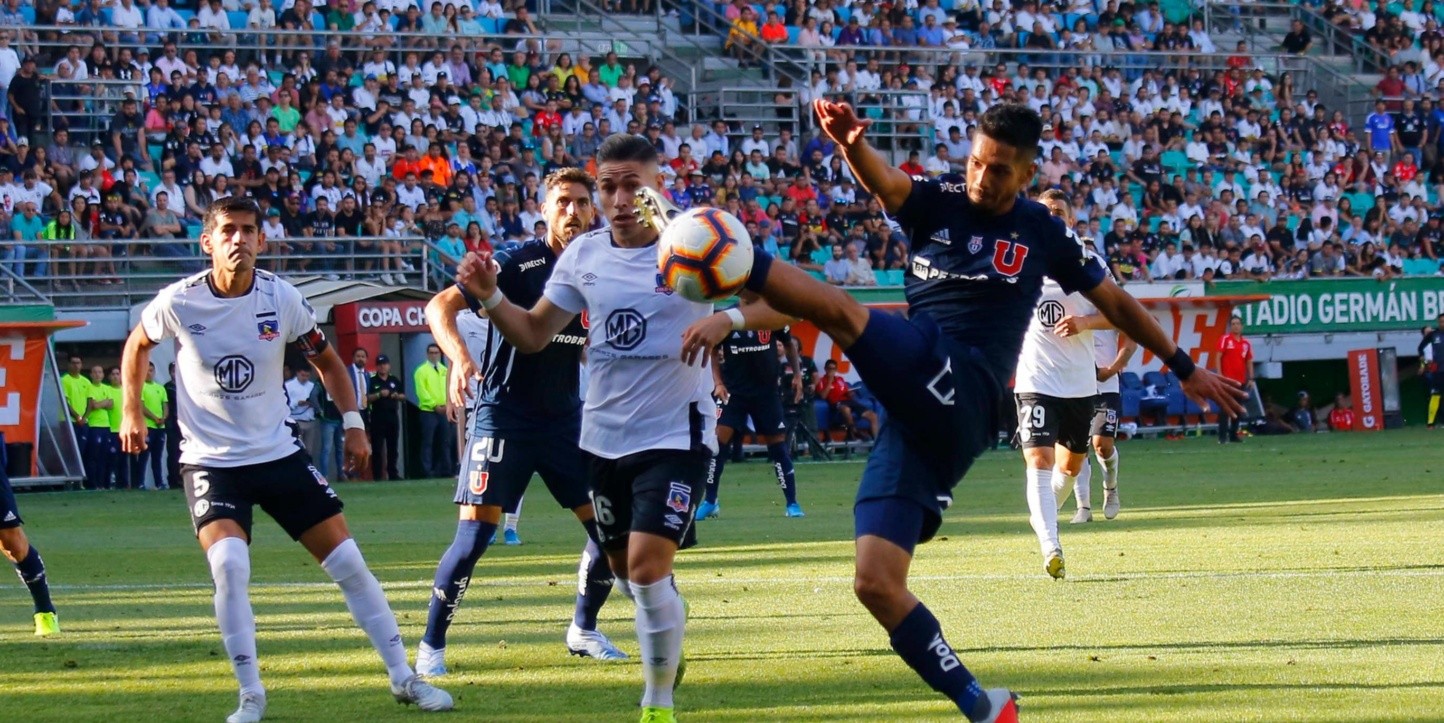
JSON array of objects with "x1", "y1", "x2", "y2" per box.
[{"x1": 413, "y1": 344, "x2": 451, "y2": 478}]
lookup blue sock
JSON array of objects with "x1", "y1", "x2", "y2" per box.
[
  {"x1": 765, "y1": 442, "x2": 797, "y2": 505},
  {"x1": 889, "y1": 603, "x2": 986, "y2": 719},
  {"x1": 705, "y1": 451, "x2": 725, "y2": 504},
  {"x1": 14, "y1": 545, "x2": 55, "y2": 614},
  {"x1": 572, "y1": 519, "x2": 614, "y2": 630},
  {"x1": 422, "y1": 519, "x2": 495, "y2": 649}
]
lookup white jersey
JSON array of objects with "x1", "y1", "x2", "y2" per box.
[
  {"x1": 544, "y1": 228, "x2": 718, "y2": 459},
  {"x1": 141, "y1": 270, "x2": 320, "y2": 467},
  {"x1": 1093, "y1": 327, "x2": 1122, "y2": 394},
  {"x1": 1014, "y1": 253, "x2": 1107, "y2": 399}
]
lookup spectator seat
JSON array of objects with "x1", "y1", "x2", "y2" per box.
[
  {"x1": 1119, "y1": 371, "x2": 1143, "y2": 390},
  {"x1": 228, "y1": 11, "x2": 248, "y2": 29}
]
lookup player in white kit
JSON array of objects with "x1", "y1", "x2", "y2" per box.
[
  {"x1": 1042, "y1": 193, "x2": 1138, "y2": 523},
  {"x1": 454, "y1": 135, "x2": 792, "y2": 723},
  {"x1": 118, "y1": 197, "x2": 453, "y2": 723},
  {"x1": 1014, "y1": 190, "x2": 1110, "y2": 579}
]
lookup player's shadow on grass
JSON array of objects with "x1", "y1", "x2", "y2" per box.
[{"x1": 952, "y1": 635, "x2": 1444, "y2": 656}]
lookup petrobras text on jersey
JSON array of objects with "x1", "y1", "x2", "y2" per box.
[{"x1": 358, "y1": 304, "x2": 427, "y2": 330}]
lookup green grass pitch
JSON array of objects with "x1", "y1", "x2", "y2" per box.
[{"x1": 2, "y1": 430, "x2": 1442, "y2": 722}]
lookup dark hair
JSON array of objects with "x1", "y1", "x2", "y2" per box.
[
  {"x1": 544, "y1": 166, "x2": 596, "y2": 193},
  {"x1": 202, "y1": 196, "x2": 262, "y2": 235},
  {"x1": 977, "y1": 103, "x2": 1043, "y2": 161},
  {"x1": 595, "y1": 133, "x2": 658, "y2": 165}
]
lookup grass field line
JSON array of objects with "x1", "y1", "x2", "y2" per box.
[{"x1": 9, "y1": 564, "x2": 1440, "y2": 595}]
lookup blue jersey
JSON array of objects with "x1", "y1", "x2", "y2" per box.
[
  {"x1": 895, "y1": 175, "x2": 1106, "y2": 385},
  {"x1": 467, "y1": 239, "x2": 587, "y2": 437}
]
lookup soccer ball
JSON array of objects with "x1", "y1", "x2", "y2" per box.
[{"x1": 657, "y1": 207, "x2": 754, "y2": 302}]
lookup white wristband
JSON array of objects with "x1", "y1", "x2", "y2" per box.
[
  {"x1": 724, "y1": 307, "x2": 745, "y2": 330},
  {"x1": 342, "y1": 411, "x2": 366, "y2": 431},
  {"x1": 481, "y1": 289, "x2": 505, "y2": 311}
]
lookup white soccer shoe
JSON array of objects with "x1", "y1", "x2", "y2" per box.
[
  {"x1": 1070, "y1": 507, "x2": 1092, "y2": 524},
  {"x1": 392, "y1": 674, "x2": 454, "y2": 711},
  {"x1": 225, "y1": 691, "x2": 266, "y2": 723},
  {"x1": 1044, "y1": 548, "x2": 1066, "y2": 580},
  {"x1": 566, "y1": 623, "x2": 629, "y2": 660},
  {"x1": 1052, "y1": 475, "x2": 1070, "y2": 511},
  {"x1": 1103, "y1": 487, "x2": 1121, "y2": 520},
  {"x1": 415, "y1": 643, "x2": 447, "y2": 678}
]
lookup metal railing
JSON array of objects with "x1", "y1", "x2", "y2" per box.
[
  {"x1": 0, "y1": 234, "x2": 455, "y2": 310},
  {"x1": 568, "y1": 0, "x2": 699, "y2": 122},
  {"x1": 1204, "y1": 0, "x2": 1390, "y2": 73}
]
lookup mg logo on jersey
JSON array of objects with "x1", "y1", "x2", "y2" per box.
[
  {"x1": 605, "y1": 308, "x2": 647, "y2": 350},
  {"x1": 214, "y1": 355, "x2": 255, "y2": 393},
  {"x1": 968, "y1": 235, "x2": 983, "y2": 254},
  {"x1": 992, "y1": 240, "x2": 1029, "y2": 277},
  {"x1": 1036, "y1": 300, "x2": 1065, "y2": 327}
]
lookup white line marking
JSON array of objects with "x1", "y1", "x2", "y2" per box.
[{"x1": 10, "y1": 566, "x2": 1440, "y2": 595}]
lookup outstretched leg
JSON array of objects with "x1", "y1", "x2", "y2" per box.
[{"x1": 854, "y1": 499, "x2": 1016, "y2": 722}]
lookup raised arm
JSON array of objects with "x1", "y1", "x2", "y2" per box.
[
  {"x1": 455, "y1": 250, "x2": 575, "y2": 355},
  {"x1": 1082, "y1": 277, "x2": 1245, "y2": 416},
  {"x1": 814, "y1": 99, "x2": 912, "y2": 213}
]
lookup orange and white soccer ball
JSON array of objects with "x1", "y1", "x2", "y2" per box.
[{"x1": 656, "y1": 207, "x2": 754, "y2": 302}]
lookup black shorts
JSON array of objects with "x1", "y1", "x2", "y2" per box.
[
  {"x1": 717, "y1": 392, "x2": 787, "y2": 437},
  {"x1": 181, "y1": 450, "x2": 344, "y2": 540},
  {"x1": 1014, "y1": 393, "x2": 1094, "y2": 454},
  {"x1": 454, "y1": 433, "x2": 590, "y2": 512},
  {"x1": 586, "y1": 449, "x2": 710, "y2": 552},
  {"x1": 1091, "y1": 392, "x2": 1122, "y2": 439}
]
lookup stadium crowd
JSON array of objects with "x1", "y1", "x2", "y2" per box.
[{"x1": 0, "y1": 0, "x2": 1441, "y2": 293}]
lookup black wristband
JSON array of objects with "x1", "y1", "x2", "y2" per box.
[
  {"x1": 456, "y1": 282, "x2": 483, "y2": 314},
  {"x1": 1164, "y1": 348, "x2": 1196, "y2": 381}
]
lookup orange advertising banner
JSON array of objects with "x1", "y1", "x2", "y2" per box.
[
  {"x1": 1348, "y1": 349, "x2": 1385, "y2": 432},
  {"x1": 0, "y1": 332, "x2": 51, "y2": 454}
]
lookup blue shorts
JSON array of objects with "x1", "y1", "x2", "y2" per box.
[
  {"x1": 0, "y1": 456, "x2": 20, "y2": 529},
  {"x1": 847, "y1": 309, "x2": 999, "y2": 544},
  {"x1": 718, "y1": 392, "x2": 787, "y2": 437},
  {"x1": 455, "y1": 433, "x2": 591, "y2": 512}
]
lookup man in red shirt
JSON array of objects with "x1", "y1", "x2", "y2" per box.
[
  {"x1": 814, "y1": 359, "x2": 878, "y2": 441},
  {"x1": 1327, "y1": 392, "x2": 1354, "y2": 431},
  {"x1": 1213, "y1": 316, "x2": 1253, "y2": 443}
]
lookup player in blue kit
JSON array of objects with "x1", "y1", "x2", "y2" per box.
[
  {"x1": 697, "y1": 297, "x2": 806, "y2": 520},
  {"x1": 1, "y1": 443, "x2": 59, "y2": 637},
  {"x1": 683, "y1": 101, "x2": 1246, "y2": 721},
  {"x1": 417, "y1": 167, "x2": 626, "y2": 676}
]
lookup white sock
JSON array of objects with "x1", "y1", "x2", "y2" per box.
[
  {"x1": 1025, "y1": 467, "x2": 1060, "y2": 557},
  {"x1": 613, "y1": 572, "x2": 635, "y2": 603},
  {"x1": 320, "y1": 538, "x2": 413, "y2": 687},
  {"x1": 631, "y1": 576, "x2": 685, "y2": 709},
  {"x1": 1098, "y1": 448, "x2": 1119, "y2": 489},
  {"x1": 1074, "y1": 461, "x2": 1093, "y2": 509},
  {"x1": 505, "y1": 496, "x2": 523, "y2": 532},
  {"x1": 1052, "y1": 465, "x2": 1074, "y2": 511},
  {"x1": 207, "y1": 537, "x2": 263, "y2": 697}
]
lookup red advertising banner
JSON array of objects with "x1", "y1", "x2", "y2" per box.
[
  {"x1": 1348, "y1": 348, "x2": 1385, "y2": 432},
  {"x1": 0, "y1": 321, "x2": 85, "y2": 476}
]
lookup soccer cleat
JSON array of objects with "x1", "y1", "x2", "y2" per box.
[
  {"x1": 392, "y1": 674, "x2": 454, "y2": 711},
  {"x1": 640, "y1": 706, "x2": 677, "y2": 723},
  {"x1": 503, "y1": 529, "x2": 522, "y2": 546},
  {"x1": 784, "y1": 502, "x2": 805, "y2": 518},
  {"x1": 695, "y1": 501, "x2": 719, "y2": 520},
  {"x1": 1103, "y1": 488, "x2": 1121, "y2": 520},
  {"x1": 1044, "y1": 549, "x2": 1066, "y2": 580},
  {"x1": 634, "y1": 186, "x2": 685, "y2": 234},
  {"x1": 1070, "y1": 507, "x2": 1092, "y2": 524},
  {"x1": 976, "y1": 688, "x2": 1020, "y2": 723},
  {"x1": 34, "y1": 612, "x2": 59, "y2": 637},
  {"x1": 566, "y1": 623, "x2": 629, "y2": 660},
  {"x1": 415, "y1": 644, "x2": 447, "y2": 678},
  {"x1": 226, "y1": 691, "x2": 266, "y2": 723}
]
